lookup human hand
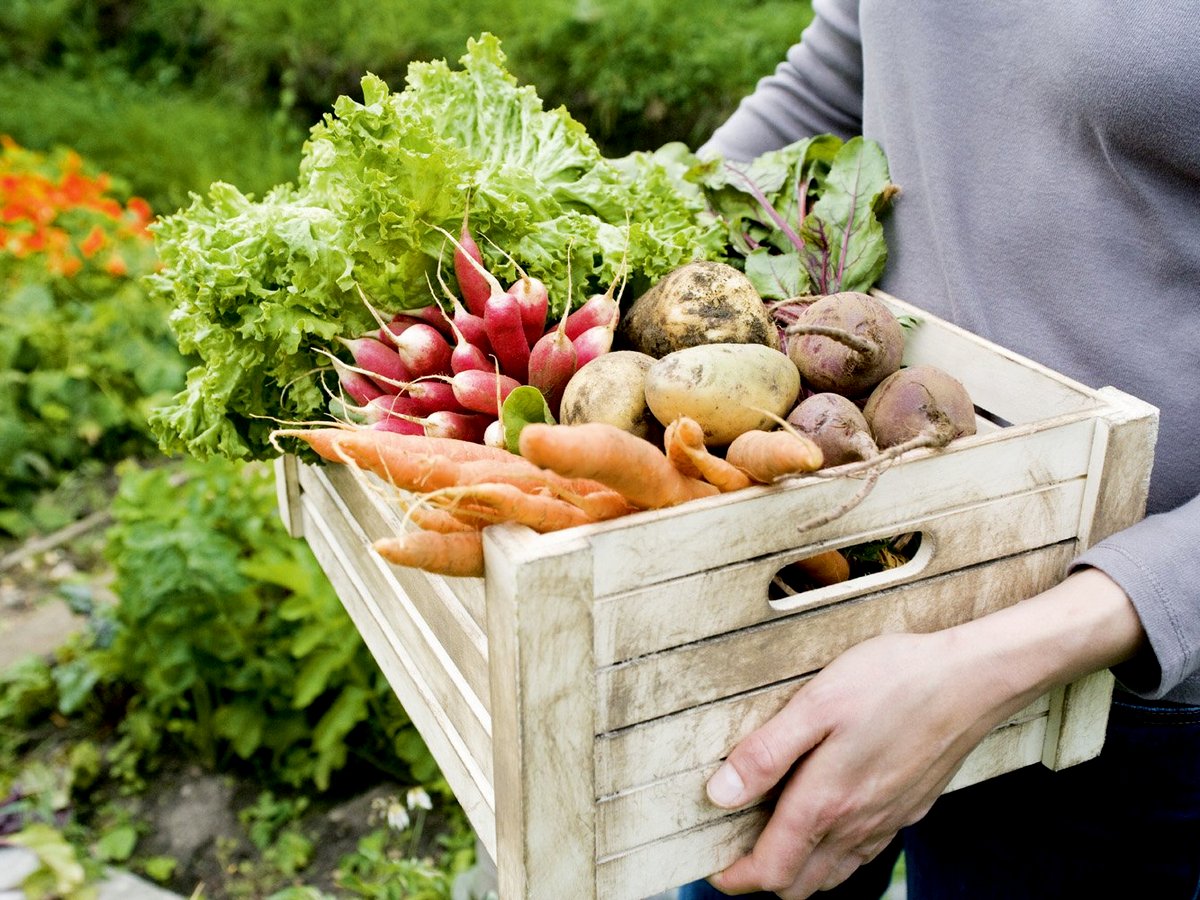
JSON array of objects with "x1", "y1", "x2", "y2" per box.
[{"x1": 703, "y1": 629, "x2": 1016, "y2": 898}]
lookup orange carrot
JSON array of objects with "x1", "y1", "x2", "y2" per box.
[
  {"x1": 785, "y1": 548, "x2": 851, "y2": 588},
  {"x1": 373, "y1": 531, "x2": 485, "y2": 577},
  {"x1": 430, "y1": 483, "x2": 595, "y2": 533},
  {"x1": 725, "y1": 428, "x2": 825, "y2": 483},
  {"x1": 274, "y1": 427, "x2": 512, "y2": 467},
  {"x1": 664, "y1": 417, "x2": 754, "y2": 493},
  {"x1": 403, "y1": 504, "x2": 482, "y2": 534},
  {"x1": 519, "y1": 422, "x2": 720, "y2": 509}
]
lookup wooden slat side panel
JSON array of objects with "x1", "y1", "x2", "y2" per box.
[
  {"x1": 595, "y1": 479, "x2": 1086, "y2": 664},
  {"x1": 298, "y1": 496, "x2": 497, "y2": 856},
  {"x1": 597, "y1": 543, "x2": 1076, "y2": 734},
  {"x1": 301, "y1": 466, "x2": 491, "y2": 711},
  {"x1": 596, "y1": 709, "x2": 1048, "y2": 861},
  {"x1": 274, "y1": 454, "x2": 304, "y2": 537},
  {"x1": 298, "y1": 470, "x2": 494, "y2": 780},
  {"x1": 593, "y1": 715, "x2": 1049, "y2": 900},
  {"x1": 584, "y1": 417, "x2": 1096, "y2": 596},
  {"x1": 484, "y1": 525, "x2": 599, "y2": 900},
  {"x1": 320, "y1": 464, "x2": 490, "y2": 635},
  {"x1": 875, "y1": 291, "x2": 1102, "y2": 425}
]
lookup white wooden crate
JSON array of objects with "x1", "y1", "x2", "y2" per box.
[{"x1": 274, "y1": 291, "x2": 1158, "y2": 900}]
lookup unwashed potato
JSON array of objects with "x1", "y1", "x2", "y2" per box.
[
  {"x1": 619, "y1": 260, "x2": 780, "y2": 358},
  {"x1": 644, "y1": 343, "x2": 801, "y2": 446},
  {"x1": 559, "y1": 350, "x2": 662, "y2": 442}
]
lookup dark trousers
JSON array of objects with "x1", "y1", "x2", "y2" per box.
[{"x1": 679, "y1": 692, "x2": 1200, "y2": 899}]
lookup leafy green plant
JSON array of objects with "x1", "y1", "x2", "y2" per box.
[
  {"x1": 0, "y1": 139, "x2": 187, "y2": 534},
  {"x1": 89, "y1": 456, "x2": 434, "y2": 793}
]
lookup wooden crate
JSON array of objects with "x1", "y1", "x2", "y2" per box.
[{"x1": 274, "y1": 291, "x2": 1157, "y2": 899}]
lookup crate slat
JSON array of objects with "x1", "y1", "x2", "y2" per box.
[
  {"x1": 596, "y1": 543, "x2": 1077, "y2": 733},
  {"x1": 298, "y1": 489, "x2": 497, "y2": 855},
  {"x1": 580, "y1": 414, "x2": 1096, "y2": 596},
  {"x1": 594, "y1": 478, "x2": 1085, "y2": 665}
]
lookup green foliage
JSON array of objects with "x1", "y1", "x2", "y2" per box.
[
  {"x1": 0, "y1": 67, "x2": 302, "y2": 216},
  {"x1": 0, "y1": 140, "x2": 186, "y2": 533},
  {"x1": 0, "y1": 0, "x2": 813, "y2": 216},
  {"x1": 89, "y1": 456, "x2": 431, "y2": 792}
]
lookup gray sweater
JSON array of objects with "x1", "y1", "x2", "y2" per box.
[{"x1": 704, "y1": 0, "x2": 1200, "y2": 703}]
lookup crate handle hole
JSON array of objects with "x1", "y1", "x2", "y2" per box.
[{"x1": 767, "y1": 531, "x2": 931, "y2": 613}]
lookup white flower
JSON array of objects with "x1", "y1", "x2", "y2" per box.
[
  {"x1": 406, "y1": 787, "x2": 433, "y2": 812},
  {"x1": 386, "y1": 800, "x2": 411, "y2": 833}
]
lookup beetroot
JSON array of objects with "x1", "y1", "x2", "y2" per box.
[
  {"x1": 786, "y1": 392, "x2": 879, "y2": 467},
  {"x1": 863, "y1": 364, "x2": 977, "y2": 450},
  {"x1": 785, "y1": 292, "x2": 904, "y2": 397}
]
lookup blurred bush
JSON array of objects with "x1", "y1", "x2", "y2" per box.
[
  {"x1": 0, "y1": 139, "x2": 187, "y2": 533},
  {"x1": 0, "y1": 0, "x2": 812, "y2": 211}
]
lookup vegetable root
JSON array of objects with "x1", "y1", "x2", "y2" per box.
[
  {"x1": 373, "y1": 531, "x2": 485, "y2": 578},
  {"x1": 519, "y1": 422, "x2": 720, "y2": 509},
  {"x1": 664, "y1": 417, "x2": 754, "y2": 492},
  {"x1": 725, "y1": 428, "x2": 825, "y2": 483}
]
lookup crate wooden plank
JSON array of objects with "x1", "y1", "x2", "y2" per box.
[
  {"x1": 298, "y1": 468, "x2": 495, "y2": 786},
  {"x1": 577, "y1": 414, "x2": 1096, "y2": 596},
  {"x1": 594, "y1": 479, "x2": 1086, "y2": 665},
  {"x1": 595, "y1": 699, "x2": 1048, "y2": 859},
  {"x1": 876, "y1": 291, "x2": 1102, "y2": 425},
  {"x1": 298, "y1": 492, "x2": 497, "y2": 856},
  {"x1": 597, "y1": 543, "x2": 1076, "y2": 733},
  {"x1": 485, "y1": 524, "x2": 599, "y2": 900},
  {"x1": 274, "y1": 455, "x2": 304, "y2": 538},
  {"x1": 593, "y1": 711, "x2": 1048, "y2": 900},
  {"x1": 321, "y1": 464, "x2": 490, "y2": 637}
]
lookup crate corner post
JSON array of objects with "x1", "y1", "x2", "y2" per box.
[
  {"x1": 274, "y1": 454, "x2": 304, "y2": 538},
  {"x1": 484, "y1": 525, "x2": 598, "y2": 900},
  {"x1": 1040, "y1": 385, "x2": 1159, "y2": 771}
]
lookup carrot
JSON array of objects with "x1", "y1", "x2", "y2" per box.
[
  {"x1": 429, "y1": 482, "x2": 595, "y2": 533},
  {"x1": 518, "y1": 422, "x2": 720, "y2": 509},
  {"x1": 273, "y1": 427, "x2": 511, "y2": 467},
  {"x1": 373, "y1": 530, "x2": 485, "y2": 577},
  {"x1": 664, "y1": 417, "x2": 754, "y2": 493},
  {"x1": 725, "y1": 428, "x2": 825, "y2": 483},
  {"x1": 785, "y1": 549, "x2": 851, "y2": 588},
  {"x1": 403, "y1": 504, "x2": 482, "y2": 534}
]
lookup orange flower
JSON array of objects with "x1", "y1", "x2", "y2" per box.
[
  {"x1": 80, "y1": 224, "x2": 106, "y2": 257},
  {"x1": 104, "y1": 253, "x2": 128, "y2": 277}
]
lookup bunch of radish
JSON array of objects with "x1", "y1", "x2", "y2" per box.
[{"x1": 323, "y1": 215, "x2": 621, "y2": 448}]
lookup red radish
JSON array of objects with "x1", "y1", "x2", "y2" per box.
[
  {"x1": 407, "y1": 303, "x2": 454, "y2": 338},
  {"x1": 430, "y1": 267, "x2": 493, "y2": 357},
  {"x1": 437, "y1": 369, "x2": 522, "y2": 416},
  {"x1": 391, "y1": 323, "x2": 453, "y2": 378},
  {"x1": 527, "y1": 318, "x2": 578, "y2": 415},
  {"x1": 378, "y1": 314, "x2": 426, "y2": 348},
  {"x1": 372, "y1": 416, "x2": 425, "y2": 436},
  {"x1": 335, "y1": 366, "x2": 386, "y2": 405},
  {"x1": 510, "y1": 275, "x2": 550, "y2": 346},
  {"x1": 389, "y1": 409, "x2": 494, "y2": 443},
  {"x1": 483, "y1": 419, "x2": 507, "y2": 450},
  {"x1": 338, "y1": 336, "x2": 412, "y2": 388},
  {"x1": 564, "y1": 291, "x2": 619, "y2": 341},
  {"x1": 483, "y1": 292, "x2": 532, "y2": 379},
  {"x1": 358, "y1": 393, "x2": 424, "y2": 424},
  {"x1": 572, "y1": 321, "x2": 615, "y2": 369},
  {"x1": 454, "y1": 210, "x2": 492, "y2": 317}
]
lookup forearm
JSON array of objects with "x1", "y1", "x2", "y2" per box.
[{"x1": 943, "y1": 567, "x2": 1146, "y2": 726}]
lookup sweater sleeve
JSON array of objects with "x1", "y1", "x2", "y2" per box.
[
  {"x1": 700, "y1": 0, "x2": 865, "y2": 161},
  {"x1": 1073, "y1": 492, "x2": 1200, "y2": 699}
]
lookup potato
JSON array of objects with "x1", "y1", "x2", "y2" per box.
[
  {"x1": 559, "y1": 350, "x2": 662, "y2": 442},
  {"x1": 619, "y1": 260, "x2": 780, "y2": 358},
  {"x1": 645, "y1": 343, "x2": 802, "y2": 446}
]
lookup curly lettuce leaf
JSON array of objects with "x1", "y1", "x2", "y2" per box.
[{"x1": 149, "y1": 34, "x2": 723, "y2": 461}]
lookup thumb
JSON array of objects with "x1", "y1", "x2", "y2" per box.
[{"x1": 706, "y1": 693, "x2": 828, "y2": 809}]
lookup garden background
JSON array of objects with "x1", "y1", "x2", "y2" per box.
[{"x1": 0, "y1": 2, "x2": 814, "y2": 897}]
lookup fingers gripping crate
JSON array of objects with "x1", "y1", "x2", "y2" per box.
[{"x1": 274, "y1": 292, "x2": 1158, "y2": 899}]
